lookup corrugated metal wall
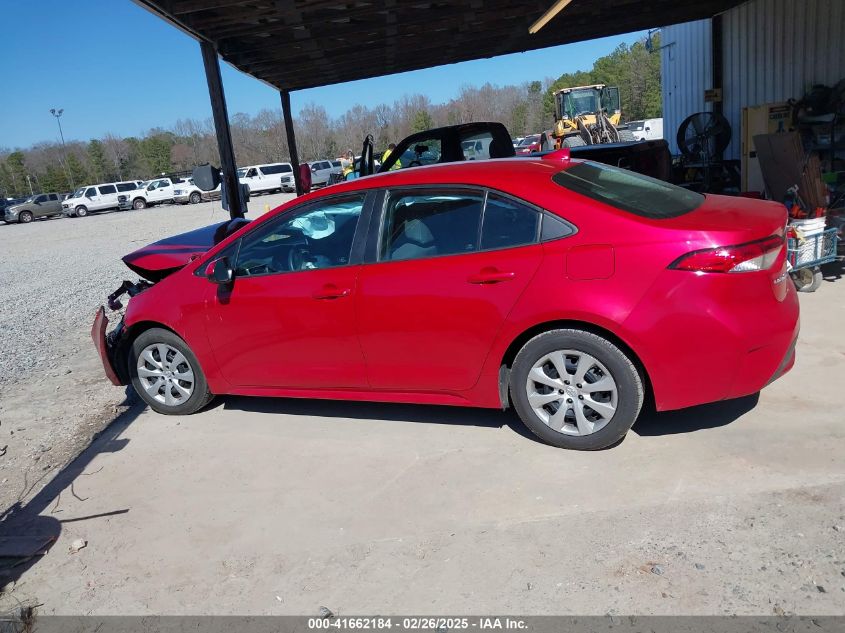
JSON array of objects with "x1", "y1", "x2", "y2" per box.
[
  {"x1": 661, "y1": 0, "x2": 845, "y2": 159},
  {"x1": 660, "y1": 20, "x2": 712, "y2": 155}
]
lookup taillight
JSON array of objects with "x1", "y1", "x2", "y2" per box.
[{"x1": 669, "y1": 235, "x2": 784, "y2": 273}]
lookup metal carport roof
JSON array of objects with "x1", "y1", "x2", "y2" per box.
[
  {"x1": 131, "y1": 0, "x2": 746, "y2": 216},
  {"x1": 134, "y1": 0, "x2": 746, "y2": 91}
]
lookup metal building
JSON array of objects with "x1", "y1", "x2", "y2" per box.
[{"x1": 661, "y1": 0, "x2": 845, "y2": 158}]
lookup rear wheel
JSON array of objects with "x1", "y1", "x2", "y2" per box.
[
  {"x1": 510, "y1": 329, "x2": 644, "y2": 450},
  {"x1": 189, "y1": 191, "x2": 202, "y2": 204},
  {"x1": 128, "y1": 328, "x2": 213, "y2": 415},
  {"x1": 19, "y1": 211, "x2": 33, "y2": 223},
  {"x1": 133, "y1": 198, "x2": 147, "y2": 210},
  {"x1": 75, "y1": 206, "x2": 88, "y2": 217}
]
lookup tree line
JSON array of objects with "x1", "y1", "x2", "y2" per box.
[{"x1": 0, "y1": 36, "x2": 661, "y2": 198}]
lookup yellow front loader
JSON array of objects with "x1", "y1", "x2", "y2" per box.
[{"x1": 552, "y1": 84, "x2": 632, "y2": 147}]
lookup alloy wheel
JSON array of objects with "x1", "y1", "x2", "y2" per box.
[
  {"x1": 525, "y1": 349, "x2": 618, "y2": 436},
  {"x1": 136, "y1": 343, "x2": 195, "y2": 407}
]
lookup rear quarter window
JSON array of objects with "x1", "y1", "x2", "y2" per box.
[{"x1": 552, "y1": 162, "x2": 703, "y2": 219}]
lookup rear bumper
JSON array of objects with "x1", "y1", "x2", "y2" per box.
[
  {"x1": 626, "y1": 268, "x2": 800, "y2": 411},
  {"x1": 91, "y1": 307, "x2": 123, "y2": 386}
]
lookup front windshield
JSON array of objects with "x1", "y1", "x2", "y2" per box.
[
  {"x1": 237, "y1": 168, "x2": 247, "y2": 178},
  {"x1": 564, "y1": 90, "x2": 600, "y2": 117},
  {"x1": 71, "y1": 187, "x2": 85, "y2": 198}
]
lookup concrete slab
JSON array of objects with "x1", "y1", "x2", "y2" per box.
[{"x1": 4, "y1": 278, "x2": 844, "y2": 616}]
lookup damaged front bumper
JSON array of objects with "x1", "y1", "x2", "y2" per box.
[
  {"x1": 91, "y1": 280, "x2": 153, "y2": 386},
  {"x1": 92, "y1": 307, "x2": 123, "y2": 386}
]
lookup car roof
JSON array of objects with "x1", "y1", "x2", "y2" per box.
[{"x1": 303, "y1": 157, "x2": 574, "y2": 204}]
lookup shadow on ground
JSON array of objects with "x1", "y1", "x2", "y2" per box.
[
  {"x1": 0, "y1": 389, "x2": 144, "y2": 593},
  {"x1": 223, "y1": 391, "x2": 760, "y2": 442}
]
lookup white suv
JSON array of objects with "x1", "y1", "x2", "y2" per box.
[
  {"x1": 238, "y1": 163, "x2": 295, "y2": 194},
  {"x1": 309, "y1": 160, "x2": 342, "y2": 187},
  {"x1": 62, "y1": 181, "x2": 144, "y2": 217}
]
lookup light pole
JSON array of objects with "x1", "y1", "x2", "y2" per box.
[{"x1": 50, "y1": 108, "x2": 75, "y2": 189}]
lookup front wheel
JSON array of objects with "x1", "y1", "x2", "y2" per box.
[
  {"x1": 133, "y1": 198, "x2": 147, "y2": 210},
  {"x1": 75, "y1": 206, "x2": 88, "y2": 217},
  {"x1": 510, "y1": 329, "x2": 644, "y2": 450},
  {"x1": 19, "y1": 211, "x2": 33, "y2": 223},
  {"x1": 128, "y1": 328, "x2": 214, "y2": 415}
]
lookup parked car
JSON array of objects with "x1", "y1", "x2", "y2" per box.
[
  {"x1": 3, "y1": 192, "x2": 65, "y2": 223},
  {"x1": 119, "y1": 177, "x2": 202, "y2": 210},
  {"x1": 512, "y1": 137, "x2": 525, "y2": 149},
  {"x1": 515, "y1": 134, "x2": 542, "y2": 155},
  {"x1": 237, "y1": 163, "x2": 295, "y2": 194},
  {"x1": 93, "y1": 154, "x2": 798, "y2": 450},
  {"x1": 63, "y1": 181, "x2": 145, "y2": 216},
  {"x1": 626, "y1": 118, "x2": 664, "y2": 141},
  {"x1": 309, "y1": 160, "x2": 342, "y2": 187},
  {"x1": 0, "y1": 197, "x2": 27, "y2": 216}
]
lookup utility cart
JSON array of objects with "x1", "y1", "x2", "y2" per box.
[{"x1": 787, "y1": 226, "x2": 838, "y2": 292}]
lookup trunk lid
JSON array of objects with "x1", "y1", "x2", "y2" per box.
[
  {"x1": 122, "y1": 218, "x2": 249, "y2": 281},
  {"x1": 660, "y1": 194, "x2": 787, "y2": 242}
]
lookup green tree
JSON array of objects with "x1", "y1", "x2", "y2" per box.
[
  {"x1": 139, "y1": 134, "x2": 174, "y2": 175},
  {"x1": 87, "y1": 139, "x2": 111, "y2": 182},
  {"x1": 40, "y1": 164, "x2": 71, "y2": 193},
  {"x1": 65, "y1": 153, "x2": 90, "y2": 187},
  {"x1": 411, "y1": 109, "x2": 434, "y2": 133},
  {"x1": 3, "y1": 152, "x2": 29, "y2": 196}
]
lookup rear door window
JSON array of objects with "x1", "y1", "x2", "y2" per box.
[
  {"x1": 480, "y1": 194, "x2": 540, "y2": 250},
  {"x1": 380, "y1": 189, "x2": 483, "y2": 261},
  {"x1": 98, "y1": 185, "x2": 117, "y2": 195},
  {"x1": 116, "y1": 182, "x2": 136, "y2": 192},
  {"x1": 552, "y1": 161, "x2": 703, "y2": 219},
  {"x1": 260, "y1": 164, "x2": 292, "y2": 175},
  {"x1": 48, "y1": 194, "x2": 59, "y2": 201}
]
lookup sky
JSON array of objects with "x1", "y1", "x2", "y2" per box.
[{"x1": 0, "y1": 0, "x2": 645, "y2": 149}]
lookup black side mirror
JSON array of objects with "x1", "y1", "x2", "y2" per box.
[{"x1": 205, "y1": 256, "x2": 234, "y2": 285}]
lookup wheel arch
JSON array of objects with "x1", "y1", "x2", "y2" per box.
[
  {"x1": 498, "y1": 319, "x2": 653, "y2": 406},
  {"x1": 114, "y1": 320, "x2": 187, "y2": 383}
]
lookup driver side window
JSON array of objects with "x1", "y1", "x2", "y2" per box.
[{"x1": 235, "y1": 195, "x2": 365, "y2": 277}]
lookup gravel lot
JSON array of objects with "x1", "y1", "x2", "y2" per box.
[{"x1": 0, "y1": 194, "x2": 290, "y2": 515}]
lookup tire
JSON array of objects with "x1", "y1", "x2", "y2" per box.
[
  {"x1": 510, "y1": 329, "x2": 644, "y2": 450},
  {"x1": 128, "y1": 328, "x2": 214, "y2": 415},
  {"x1": 189, "y1": 191, "x2": 202, "y2": 204},
  {"x1": 563, "y1": 136, "x2": 586, "y2": 148},
  {"x1": 133, "y1": 198, "x2": 147, "y2": 210},
  {"x1": 19, "y1": 211, "x2": 33, "y2": 223},
  {"x1": 617, "y1": 129, "x2": 637, "y2": 142},
  {"x1": 792, "y1": 267, "x2": 823, "y2": 293},
  {"x1": 75, "y1": 206, "x2": 88, "y2": 217}
]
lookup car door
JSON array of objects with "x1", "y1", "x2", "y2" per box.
[
  {"x1": 44, "y1": 193, "x2": 61, "y2": 216},
  {"x1": 97, "y1": 184, "x2": 119, "y2": 209},
  {"x1": 202, "y1": 192, "x2": 371, "y2": 388},
  {"x1": 146, "y1": 180, "x2": 170, "y2": 203},
  {"x1": 83, "y1": 186, "x2": 105, "y2": 210},
  {"x1": 356, "y1": 188, "x2": 544, "y2": 392}
]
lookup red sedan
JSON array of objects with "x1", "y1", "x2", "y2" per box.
[{"x1": 93, "y1": 152, "x2": 798, "y2": 450}]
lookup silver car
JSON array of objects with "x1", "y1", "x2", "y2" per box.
[{"x1": 4, "y1": 193, "x2": 65, "y2": 223}]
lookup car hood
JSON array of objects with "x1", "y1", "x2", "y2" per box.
[{"x1": 122, "y1": 218, "x2": 250, "y2": 282}]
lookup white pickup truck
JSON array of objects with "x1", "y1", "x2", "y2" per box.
[
  {"x1": 237, "y1": 163, "x2": 295, "y2": 194},
  {"x1": 120, "y1": 177, "x2": 204, "y2": 210}
]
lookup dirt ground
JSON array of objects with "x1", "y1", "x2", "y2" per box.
[
  {"x1": 0, "y1": 218, "x2": 842, "y2": 615},
  {"x1": 0, "y1": 194, "x2": 288, "y2": 520}
]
